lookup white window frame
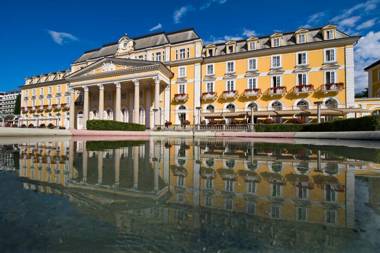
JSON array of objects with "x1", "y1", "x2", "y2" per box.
[
  {"x1": 247, "y1": 77, "x2": 257, "y2": 89},
  {"x1": 325, "y1": 70, "x2": 336, "y2": 84},
  {"x1": 326, "y1": 30, "x2": 335, "y2": 40},
  {"x1": 271, "y1": 55, "x2": 282, "y2": 68},
  {"x1": 298, "y1": 33, "x2": 306, "y2": 44},
  {"x1": 248, "y1": 58, "x2": 257, "y2": 71},
  {"x1": 271, "y1": 75, "x2": 282, "y2": 87},
  {"x1": 296, "y1": 207, "x2": 308, "y2": 221},
  {"x1": 297, "y1": 73, "x2": 308, "y2": 85},
  {"x1": 178, "y1": 66, "x2": 186, "y2": 78},
  {"x1": 179, "y1": 48, "x2": 186, "y2": 59},
  {"x1": 272, "y1": 37, "x2": 281, "y2": 47},
  {"x1": 249, "y1": 41, "x2": 256, "y2": 50},
  {"x1": 226, "y1": 80, "x2": 235, "y2": 91},
  {"x1": 48, "y1": 87, "x2": 52, "y2": 95},
  {"x1": 206, "y1": 64, "x2": 214, "y2": 75},
  {"x1": 324, "y1": 48, "x2": 336, "y2": 63},
  {"x1": 206, "y1": 82, "x2": 214, "y2": 93},
  {"x1": 226, "y1": 61, "x2": 235, "y2": 73},
  {"x1": 296, "y1": 51, "x2": 308, "y2": 66},
  {"x1": 178, "y1": 83, "x2": 186, "y2": 94},
  {"x1": 40, "y1": 87, "x2": 44, "y2": 95}
]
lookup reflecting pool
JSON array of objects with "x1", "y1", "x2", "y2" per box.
[{"x1": 1, "y1": 137, "x2": 380, "y2": 252}]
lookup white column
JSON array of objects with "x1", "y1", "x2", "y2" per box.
[
  {"x1": 194, "y1": 63, "x2": 201, "y2": 124},
  {"x1": 133, "y1": 79, "x2": 140, "y2": 124},
  {"x1": 133, "y1": 146, "x2": 139, "y2": 189},
  {"x1": 146, "y1": 84, "x2": 151, "y2": 128},
  {"x1": 345, "y1": 46, "x2": 355, "y2": 109},
  {"x1": 114, "y1": 149, "x2": 120, "y2": 186},
  {"x1": 69, "y1": 88, "x2": 75, "y2": 129},
  {"x1": 82, "y1": 142, "x2": 88, "y2": 183},
  {"x1": 115, "y1": 82, "x2": 121, "y2": 122},
  {"x1": 98, "y1": 84, "x2": 104, "y2": 120},
  {"x1": 83, "y1": 86, "x2": 89, "y2": 129},
  {"x1": 164, "y1": 83, "x2": 170, "y2": 123},
  {"x1": 154, "y1": 77, "x2": 160, "y2": 127}
]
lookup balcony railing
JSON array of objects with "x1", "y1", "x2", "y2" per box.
[
  {"x1": 322, "y1": 83, "x2": 344, "y2": 92},
  {"x1": 174, "y1": 93, "x2": 189, "y2": 103},
  {"x1": 222, "y1": 90, "x2": 238, "y2": 100},
  {"x1": 294, "y1": 84, "x2": 314, "y2": 94},
  {"x1": 202, "y1": 92, "x2": 217, "y2": 102},
  {"x1": 269, "y1": 86, "x2": 287, "y2": 96},
  {"x1": 243, "y1": 88, "x2": 261, "y2": 98}
]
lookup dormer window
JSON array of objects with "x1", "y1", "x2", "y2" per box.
[
  {"x1": 326, "y1": 30, "x2": 334, "y2": 40},
  {"x1": 208, "y1": 49, "x2": 213, "y2": 56},
  {"x1": 249, "y1": 41, "x2": 256, "y2": 50},
  {"x1": 272, "y1": 37, "x2": 281, "y2": 47},
  {"x1": 227, "y1": 45, "x2": 234, "y2": 54},
  {"x1": 298, "y1": 33, "x2": 306, "y2": 43},
  {"x1": 225, "y1": 41, "x2": 236, "y2": 54}
]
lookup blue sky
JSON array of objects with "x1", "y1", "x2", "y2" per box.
[{"x1": 1, "y1": 0, "x2": 379, "y2": 92}]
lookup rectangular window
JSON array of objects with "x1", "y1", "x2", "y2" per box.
[
  {"x1": 206, "y1": 82, "x2": 214, "y2": 93},
  {"x1": 325, "y1": 49, "x2": 336, "y2": 63},
  {"x1": 206, "y1": 64, "x2": 214, "y2": 75},
  {"x1": 177, "y1": 175, "x2": 184, "y2": 187},
  {"x1": 178, "y1": 67, "x2": 186, "y2": 78},
  {"x1": 297, "y1": 73, "x2": 307, "y2": 85},
  {"x1": 187, "y1": 48, "x2": 190, "y2": 58},
  {"x1": 66, "y1": 96, "x2": 70, "y2": 104},
  {"x1": 326, "y1": 209, "x2": 336, "y2": 224},
  {"x1": 226, "y1": 80, "x2": 235, "y2": 91},
  {"x1": 246, "y1": 202, "x2": 256, "y2": 214},
  {"x1": 297, "y1": 52, "x2": 307, "y2": 65},
  {"x1": 48, "y1": 87, "x2": 52, "y2": 95},
  {"x1": 227, "y1": 61, "x2": 235, "y2": 73},
  {"x1": 325, "y1": 71, "x2": 336, "y2": 84},
  {"x1": 272, "y1": 75, "x2": 281, "y2": 87},
  {"x1": 179, "y1": 49, "x2": 186, "y2": 59},
  {"x1": 179, "y1": 84, "x2": 186, "y2": 94},
  {"x1": 249, "y1": 41, "x2": 256, "y2": 50},
  {"x1": 297, "y1": 207, "x2": 307, "y2": 221},
  {"x1": 155, "y1": 52, "x2": 161, "y2": 61},
  {"x1": 272, "y1": 183, "x2": 281, "y2": 197},
  {"x1": 298, "y1": 34, "x2": 306, "y2": 43},
  {"x1": 298, "y1": 186, "x2": 308, "y2": 199},
  {"x1": 248, "y1": 78, "x2": 257, "y2": 89},
  {"x1": 248, "y1": 58, "x2": 257, "y2": 70},
  {"x1": 208, "y1": 49, "x2": 213, "y2": 57},
  {"x1": 326, "y1": 30, "x2": 334, "y2": 40},
  {"x1": 225, "y1": 179, "x2": 234, "y2": 192},
  {"x1": 138, "y1": 55, "x2": 144, "y2": 60},
  {"x1": 271, "y1": 55, "x2": 281, "y2": 68},
  {"x1": 40, "y1": 87, "x2": 43, "y2": 95},
  {"x1": 247, "y1": 181, "x2": 256, "y2": 193},
  {"x1": 225, "y1": 199, "x2": 233, "y2": 210},
  {"x1": 175, "y1": 50, "x2": 178, "y2": 60},
  {"x1": 205, "y1": 196, "x2": 212, "y2": 206},
  {"x1": 272, "y1": 38, "x2": 280, "y2": 47},
  {"x1": 57, "y1": 85, "x2": 61, "y2": 93},
  {"x1": 325, "y1": 184, "x2": 336, "y2": 202}
]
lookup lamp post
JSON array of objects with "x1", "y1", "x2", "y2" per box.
[
  {"x1": 314, "y1": 101, "x2": 323, "y2": 123},
  {"x1": 196, "y1": 106, "x2": 201, "y2": 131},
  {"x1": 153, "y1": 108, "x2": 158, "y2": 130},
  {"x1": 250, "y1": 106, "x2": 255, "y2": 132}
]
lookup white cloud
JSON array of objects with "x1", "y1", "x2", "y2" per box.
[
  {"x1": 357, "y1": 18, "x2": 378, "y2": 30},
  {"x1": 354, "y1": 31, "x2": 380, "y2": 91},
  {"x1": 149, "y1": 23, "x2": 162, "y2": 32},
  {"x1": 306, "y1": 11, "x2": 326, "y2": 26},
  {"x1": 48, "y1": 30, "x2": 78, "y2": 45},
  {"x1": 338, "y1": 16, "x2": 361, "y2": 28},
  {"x1": 173, "y1": 5, "x2": 193, "y2": 24},
  {"x1": 331, "y1": 0, "x2": 378, "y2": 23},
  {"x1": 200, "y1": 0, "x2": 227, "y2": 10},
  {"x1": 242, "y1": 28, "x2": 256, "y2": 37}
]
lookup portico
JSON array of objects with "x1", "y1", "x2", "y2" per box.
[{"x1": 67, "y1": 57, "x2": 173, "y2": 129}]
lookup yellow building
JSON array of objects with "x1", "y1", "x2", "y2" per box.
[
  {"x1": 365, "y1": 59, "x2": 380, "y2": 98},
  {"x1": 20, "y1": 25, "x2": 362, "y2": 129}
]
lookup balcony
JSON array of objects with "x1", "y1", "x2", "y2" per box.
[
  {"x1": 222, "y1": 90, "x2": 238, "y2": 100},
  {"x1": 243, "y1": 88, "x2": 261, "y2": 99},
  {"x1": 173, "y1": 93, "x2": 189, "y2": 103},
  {"x1": 46, "y1": 105, "x2": 53, "y2": 111},
  {"x1": 62, "y1": 103, "x2": 70, "y2": 110},
  {"x1": 201, "y1": 92, "x2": 217, "y2": 102},
  {"x1": 21, "y1": 107, "x2": 28, "y2": 113},
  {"x1": 269, "y1": 86, "x2": 287, "y2": 96},
  {"x1": 293, "y1": 84, "x2": 314, "y2": 94},
  {"x1": 321, "y1": 83, "x2": 344, "y2": 93},
  {"x1": 56, "y1": 92, "x2": 61, "y2": 97},
  {"x1": 54, "y1": 104, "x2": 62, "y2": 111}
]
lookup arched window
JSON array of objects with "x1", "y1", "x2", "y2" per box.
[
  {"x1": 226, "y1": 103, "x2": 235, "y2": 112},
  {"x1": 226, "y1": 159, "x2": 235, "y2": 169},
  {"x1": 247, "y1": 102, "x2": 258, "y2": 111},
  {"x1": 272, "y1": 101, "x2": 282, "y2": 111},
  {"x1": 325, "y1": 98, "x2": 338, "y2": 109},
  {"x1": 179, "y1": 105, "x2": 186, "y2": 110},
  {"x1": 297, "y1": 100, "x2": 309, "y2": 110},
  {"x1": 206, "y1": 104, "x2": 215, "y2": 113}
]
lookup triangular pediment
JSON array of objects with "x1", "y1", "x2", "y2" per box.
[{"x1": 67, "y1": 57, "x2": 157, "y2": 79}]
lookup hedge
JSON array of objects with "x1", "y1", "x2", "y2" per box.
[
  {"x1": 86, "y1": 120, "x2": 145, "y2": 131},
  {"x1": 301, "y1": 116, "x2": 380, "y2": 132},
  {"x1": 254, "y1": 116, "x2": 380, "y2": 132}
]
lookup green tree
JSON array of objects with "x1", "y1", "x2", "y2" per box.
[{"x1": 14, "y1": 94, "x2": 21, "y2": 115}]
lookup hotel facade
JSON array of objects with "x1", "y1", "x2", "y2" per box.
[{"x1": 20, "y1": 25, "x2": 361, "y2": 129}]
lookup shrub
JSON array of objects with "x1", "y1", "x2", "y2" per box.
[
  {"x1": 21, "y1": 124, "x2": 27, "y2": 128},
  {"x1": 255, "y1": 124, "x2": 304, "y2": 132},
  {"x1": 86, "y1": 120, "x2": 145, "y2": 131},
  {"x1": 47, "y1": 123, "x2": 55, "y2": 129},
  {"x1": 302, "y1": 116, "x2": 380, "y2": 132}
]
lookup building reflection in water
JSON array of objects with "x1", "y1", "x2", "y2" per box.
[{"x1": 15, "y1": 138, "x2": 380, "y2": 251}]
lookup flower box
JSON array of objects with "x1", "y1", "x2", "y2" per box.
[
  {"x1": 243, "y1": 88, "x2": 261, "y2": 98},
  {"x1": 202, "y1": 92, "x2": 217, "y2": 101},
  {"x1": 269, "y1": 86, "x2": 286, "y2": 96},
  {"x1": 322, "y1": 83, "x2": 344, "y2": 92},
  {"x1": 294, "y1": 84, "x2": 314, "y2": 94},
  {"x1": 174, "y1": 93, "x2": 188, "y2": 103},
  {"x1": 222, "y1": 90, "x2": 237, "y2": 100}
]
